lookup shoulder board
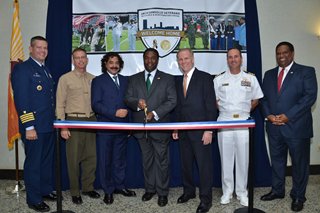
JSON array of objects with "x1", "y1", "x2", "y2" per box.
[
  {"x1": 216, "y1": 71, "x2": 226, "y2": 76},
  {"x1": 243, "y1": 70, "x2": 255, "y2": 76}
]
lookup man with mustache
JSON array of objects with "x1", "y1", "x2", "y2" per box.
[{"x1": 91, "y1": 52, "x2": 136, "y2": 205}]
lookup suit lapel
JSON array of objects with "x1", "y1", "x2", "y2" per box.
[
  {"x1": 185, "y1": 69, "x2": 198, "y2": 98},
  {"x1": 279, "y1": 63, "x2": 296, "y2": 94},
  {"x1": 148, "y1": 71, "x2": 160, "y2": 96},
  {"x1": 104, "y1": 73, "x2": 119, "y2": 93},
  {"x1": 137, "y1": 72, "x2": 148, "y2": 97},
  {"x1": 118, "y1": 75, "x2": 126, "y2": 94}
]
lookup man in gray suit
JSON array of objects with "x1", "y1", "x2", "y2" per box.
[{"x1": 125, "y1": 48, "x2": 177, "y2": 207}]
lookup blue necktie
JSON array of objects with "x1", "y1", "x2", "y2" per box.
[
  {"x1": 113, "y1": 75, "x2": 119, "y2": 89},
  {"x1": 41, "y1": 65, "x2": 49, "y2": 78}
]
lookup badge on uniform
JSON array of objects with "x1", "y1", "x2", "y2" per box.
[
  {"x1": 37, "y1": 85, "x2": 42, "y2": 91},
  {"x1": 222, "y1": 83, "x2": 229, "y2": 86},
  {"x1": 241, "y1": 79, "x2": 251, "y2": 87},
  {"x1": 33, "y1": 72, "x2": 41, "y2": 78}
]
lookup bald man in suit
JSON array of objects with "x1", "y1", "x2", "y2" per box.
[{"x1": 173, "y1": 48, "x2": 217, "y2": 213}]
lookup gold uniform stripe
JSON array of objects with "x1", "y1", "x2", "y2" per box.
[{"x1": 20, "y1": 113, "x2": 35, "y2": 124}]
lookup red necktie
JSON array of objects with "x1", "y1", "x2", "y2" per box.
[{"x1": 277, "y1": 67, "x2": 285, "y2": 92}]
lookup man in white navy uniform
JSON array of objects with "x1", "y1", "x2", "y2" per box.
[{"x1": 214, "y1": 48, "x2": 263, "y2": 206}]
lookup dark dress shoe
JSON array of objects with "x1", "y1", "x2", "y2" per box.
[
  {"x1": 43, "y1": 192, "x2": 57, "y2": 201},
  {"x1": 142, "y1": 192, "x2": 156, "y2": 201},
  {"x1": 260, "y1": 191, "x2": 284, "y2": 201},
  {"x1": 28, "y1": 202, "x2": 50, "y2": 212},
  {"x1": 158, "y1": 196, "x2": 168, "y2": 207},
  {"x1": 291, "y1": 199, "x2": 304, "y2": 212},
  {"x1": 114, "y1": 188, "x2": 136, "y2": 197},
  {"x1": 196, "y1": 202, "x2": 212, "y2": 213},
  {"x1": 72, "y1": 196, "x2": 83, "y2": 204},
  {"x1": 82, "y1": 190, "x2": 100, "y2": 198},
  {"x1": 177, "y1": 193, "x2": 196, "y2": 204},
  {"x1": 103, "y1": 193, "x2": 114, "y2": 205}
]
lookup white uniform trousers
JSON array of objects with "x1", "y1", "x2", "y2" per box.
[{"x1": 217, "y1": 115, "x2": 249, "y2": 198}]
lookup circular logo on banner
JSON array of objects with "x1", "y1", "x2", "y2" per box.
[{"x1": 160, "y1": 40, "x2": 171, "y2": 51}]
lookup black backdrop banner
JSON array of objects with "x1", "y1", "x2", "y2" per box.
[{"x1": 46, "y1": 0, "x2": 271, "y2": 189}]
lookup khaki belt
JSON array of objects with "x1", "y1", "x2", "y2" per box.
[{"x1": 67, "y1": 112, "x2": 94, "y2": 118}]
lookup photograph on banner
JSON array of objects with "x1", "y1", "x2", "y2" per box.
[
  {"x1": 72, "y1": 13, "x2": 246, "y2": 53},
  {"x1": 72, "y1": 0, "x2": 246, "y2": 75},
  {"x1": 73, "y1": 14, "x2": 106, "y2": 52}
]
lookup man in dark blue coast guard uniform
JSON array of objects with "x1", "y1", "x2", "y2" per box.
[{"x1": 11, "y1": 36, "x2": 56, "y2": 212}]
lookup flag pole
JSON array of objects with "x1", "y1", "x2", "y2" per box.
[
  {"x1": 7, "y1": 0, "x2": 25, "y2": 194},
  {"x1": 11, "y1": 139, "x2": 24, "y2": 193}
]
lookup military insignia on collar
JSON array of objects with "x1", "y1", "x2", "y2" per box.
[
  {"x1": 37, "y1": 85, "x2": 42, "y2": 91},
  {"x1": 244, "y1": 70, "x2": 255, "y2": 76},
  {"x1": 217, "y1": 71, "x2": 226, "y2": 76},
  {"x1": 241, "y1": 79, "x2": 251, "y2": 87}
]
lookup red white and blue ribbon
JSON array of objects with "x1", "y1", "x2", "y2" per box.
[{"x1": 54, "y1": 120, "x2": 255, "y2": 130}]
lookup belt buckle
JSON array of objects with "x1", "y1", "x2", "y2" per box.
[{"x1": 233, "y1": 114, "x2": 239, "y2": 118}]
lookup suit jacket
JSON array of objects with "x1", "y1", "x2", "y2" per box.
[
  {"x1": 91, "y1": 73, "x2": 129, "y2": 134},
  {"x1": 261, "y1": 62, "x2": 317, "y2": 138},
  {"x1": 11, "y1": 57, "x2": 55, "y2": 133},
  {"x1": 125, "y1": 70, "x2": 177, "y2": 139},
  {"x1": 175, "y1": 68, "x2": 217, "y2": 140}
]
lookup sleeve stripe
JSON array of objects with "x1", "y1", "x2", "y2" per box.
[{"x1": 20, "y1": 113, "x2": 35, "y2": 124}]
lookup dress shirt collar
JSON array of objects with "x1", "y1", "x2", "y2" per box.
[
  {"x1": 107, "y1": 71, "x2": 118, "y2": 79},
  {"x1": 73, "y1": 69, "x2": 87, "y2": 78},
  {"x1": 30, "y1": 57, "x2": 44, "y2": 67},
  {"x1": 145, "y1": 69, "x2": 157, "y2": 82},
  {"x1": 278, "y1": 61, "x2": 294, "y2": 76},
  {"x1": 184, "y1": 67, "x2": 195, "y2": 78}
]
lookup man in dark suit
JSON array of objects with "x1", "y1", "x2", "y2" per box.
[
  {"x1": 11, "y1": 36, "x2": 56, "y2": 212},
  {"x1": 260, "y1": 41, "x2": 317, "y2": 212},
  {"x1": 91, "y1": 52, "x2": 136, "y2": 205},
  {"x1": 125, "y1": 48, "x2": 177, "y2": 207},
  {"x1": 172, "y1": 48, "x2": 217, "y2": 213}
]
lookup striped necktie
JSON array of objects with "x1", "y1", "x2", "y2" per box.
[
  {"x1": 113, "y1": 75, "x2": 119, "y2": 89},
  {"x1": 277, "y1": 67, "x2": 285, "y2": 92}
]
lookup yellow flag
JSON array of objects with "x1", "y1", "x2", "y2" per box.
[{"x1": 8, "y1": 0, "x2": 24, "y2": 149}]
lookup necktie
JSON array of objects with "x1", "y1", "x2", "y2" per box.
[
  {"x1": 277, "y1": 67, "x2": 285, "y2": 92},
  {"x1": 146, "y1": 73, "x2": 151, "y2": 92},
  {"x1": 113, "y1": 75, "x2": 119, "y2": 89},
  {"x1": 41, "y1": 65, "x2": 49, "y2": 78},
  {"x1": 183, "y1": 74, "x2": 188, "y2": 97}
]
